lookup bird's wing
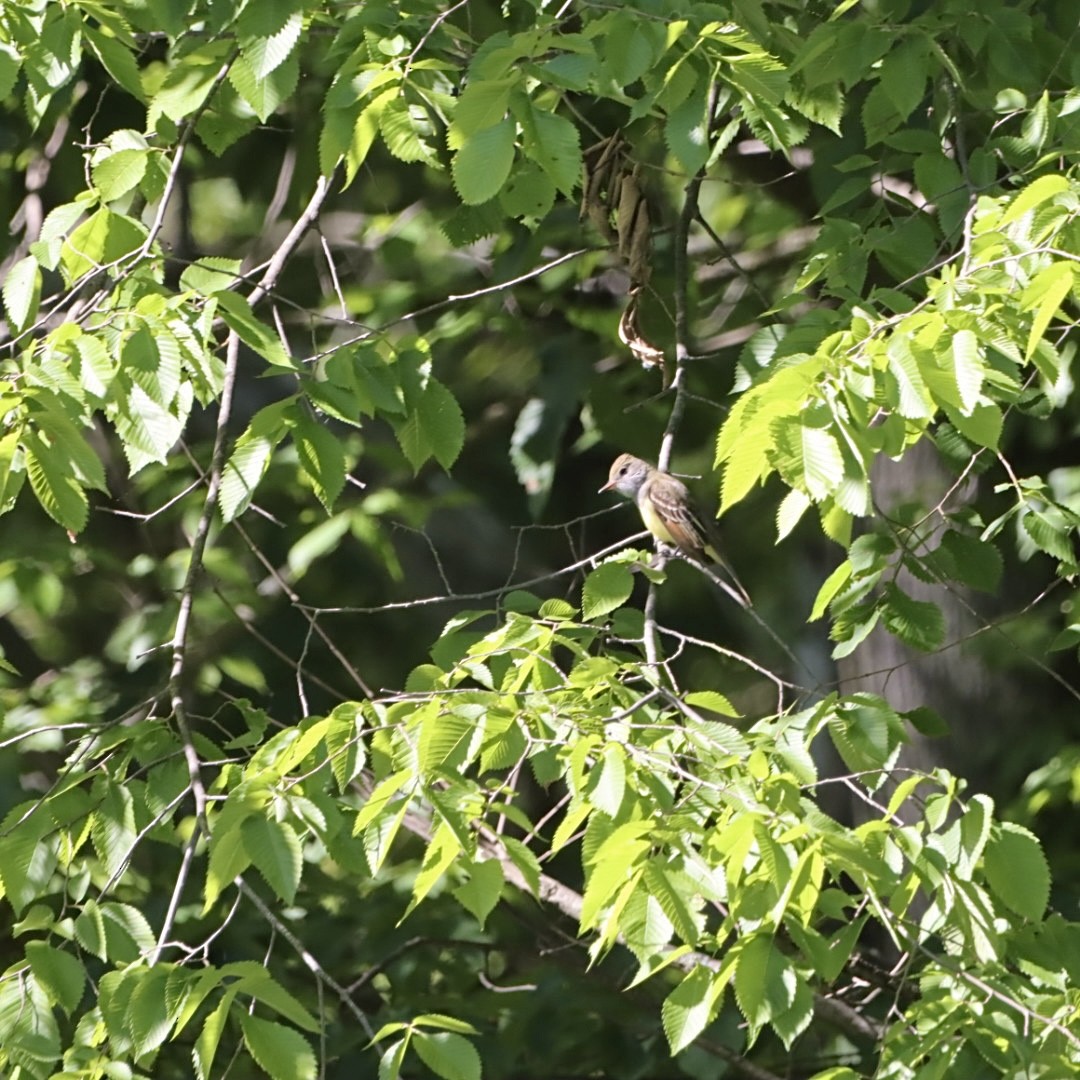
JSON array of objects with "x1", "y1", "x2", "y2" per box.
[{"x1": 644, "y1": 476, "x2": 708, "y2": 554}]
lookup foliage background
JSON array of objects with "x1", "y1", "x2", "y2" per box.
[{"x1": 0, "y1": 1, "x2": 1079, "y2": 1078}]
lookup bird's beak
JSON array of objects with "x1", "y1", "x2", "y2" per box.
[{"x1": 598, "y1": 478, "x2": 615, "y2": 493}]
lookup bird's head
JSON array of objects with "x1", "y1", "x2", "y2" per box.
[{"x1": 599, "y1": 453, "x2": 651, "y2": 498}]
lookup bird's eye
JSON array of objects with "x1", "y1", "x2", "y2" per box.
[{"x1": 619, "y1": 465, "x2": 629, "y2": 475}]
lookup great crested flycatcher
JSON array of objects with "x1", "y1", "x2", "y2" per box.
[{"x1": 599, "y1": 453, "x2": 749, "y2": 603}]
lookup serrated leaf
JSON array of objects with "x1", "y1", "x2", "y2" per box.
[
  {"x1": 453, "y1": 858, "x2": 503, "y2": 929},
  {"x1": 588, "y1": 744, "x2": 626, "y2": 818},
  {"x1": 451, "y1": 76, "x2": 516, "y2": 139},
  {"x1": 983, "y1": 823, "x2": 1049, "y2": 921},
  {"x1": 404, "y1": 822, "x2": 461, "y2": 919},
  {"x1": 665, "y1": 84, "x2": 710, "y2": 176},
  {"x1": 25, "y1": 942, "x2": 85, "y2": 1015},
  {"x1": 380, "y1": 96, "x2": 438, "y2": 164},
  {"x1": 22, "y1": 428, "x2": 88, "y2": 532},
  {"x1": 522, "y1": 105, "x2": 580, "y2": 196},
  {"x1": 128, "y1": 965, "x2": 173, "y2": 1056},
  {"x1": 937, "y1": 531, "x2": 1002, "y2": 592},
  {"x1": 951, "y1": 330, "x2": 984, "y2": 415},
  {"x1": 90, "y1": 778, "x2": 136, "y2": 882},
  {"x1": 230, "y1": 51, "x2": 298, "y2": 121},
  {"x1": 240, "y1": 10, "x2": 302, "y2": 81},
  {"x1": 194, "y1": 993, "x2": 234, "y2": 1080},
  {"x1": 999, "y1": 173, "x2": 1069, "y2": 227},
  {"x1": 92, "y1": 148, "x2": 148, "y2": 202},
  {"x1": 734, "y1": 933, "x2": 796, "y2": 1037},
  {"x1": 413, "y1": 1031, "x2": 481, "y2": 1080},
  {"x1": 582, "y1": 561, "x2": 634, "y2": 620},
  {"x1": 810, "y1": 561, "x2": 852, "y2": 621},
  {"x1": 945, "y1": 401, "x2": 1001, "y2": 450},
  {"x1": 396, "y1": 377, "x2": 464, "y2": 471},
  {"x1": 881, "y1": 583, "x2": 945, "y2": 651},
  {"x1": 661, "y1": 965, "x2": 725, "y2": 1054},
  {"x1": 61, "y1": 208, "x2": 146, "y2": 283},
  {"x1": 216, "y1": 291, "x2": 293, "y2": 368},
  {"x1": 3, "y1": 255, "x2": 41, "y2": 333},
  {"x1": 242, "y1": 817, "x2": 302, "y2": 904},
  {"x1": 452, "y1": 118, "x2": 515, "y2": 205},
  {"x1": 220, "y1": 400, "x2": 294, "y2": 522},
  {"x1": 642, "y1": 862, "x2": 699, "y2": 946},
  {"x1": 1023, "y1": 262, "x2": 1073, "y2": 361},
  {"x1": 500, "y1": 163, "x2": 556, "y2": 220},
  {"x1": 800, "y1": 425, "x2": 844, "y2": 501},
  {"x1": 887, "y1": 335, "x2": 934, "y2": 419},
  {"x1": 292, "y1": 414, "x2": 346, "y2": 512},
  {"x1": 1022, "y1": 509, "x2": 1075, "y2": 565},
  {"x1": 683, "y1": 690, "x2": 739, "y2": 718},
  {"x1": 241, "y1": 1013, "x2": 316, "y2": 1080}
]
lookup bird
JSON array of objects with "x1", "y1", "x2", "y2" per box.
[{"x1": 599, "y1": 453, "x2": 750, "y2": 604}]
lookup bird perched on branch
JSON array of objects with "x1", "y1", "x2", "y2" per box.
[{"x1": 599, "y1": 453, "x2": 750, "y2": 605}]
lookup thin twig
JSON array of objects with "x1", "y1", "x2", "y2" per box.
[{"x1": 236, "y1": 876, "x2": 376, "y2": 1039}]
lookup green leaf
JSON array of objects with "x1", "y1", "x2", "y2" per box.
[
  {"x1": 661, "y1": 965, "x2": 727, "y2": 1054},
  {"x1": 147, "y1": 46, "x2": 228, "y2": 130},
  {"x1": 90, "y1": 778, "x2": 136, "y2": 882},
  {"x1": 999, "y1": 173, "x2": 1069, "y2": 227},
  {"x1": 220, "y1": 399, "x2": 295, "y2": 522},
  {"x1": 810, "y1": 561, "x2": 852, "y2": 621},
  {"x1": 936, "y1": 531, "x2": 1002, "y2": 592},
  {"x1": 24, "y1": 942, "x2": 85, "y2": 1015},
  {"x1": 770, "y1": 976, "x2": 814, "y2": 1050},
  {"x1": 983, "y1": 823, "x2": 1049, "y2": 921},
  {"x1": 665, "y1": 83, "x2": 710, "y2": 176},
  {"x1": 827, "y1": 697, "x2": 902, "y2": 776},
  {"x1": 92, "y1": 147, "x2": 148, "y2": 201},
  {"x1": 881, "y1": 583, "x2": 945, "y2": 651},
  {"x1": 453, "y1": 858, "x2": 504, "y2": 928},
  {"x1": 241, "y1": 1013, "x2": 317, "y2": 1080},
  {"x1": 413, "y1": 1031, "x2": 482, "y2": 1080},
  {"x1": 180, "y1": 256, "x2": 242, "y2": 295},
  {"x1": 232, "y1": 967, "x2": 319, "y2": 1032},
  {"x1": 500, "y1": 163, "x2": 556, "y2": 220},
  {"x1": 944, "y1": 401, "x2": 1002, "y2": 450},
  {"x1": 216, "y1": 291, "x2": 294, "y2": 368},
  {"x1": 194, "y1": 992, "x2": 235, "y2": 1080},
  {"x1": 22, "y1": 428, "x2": 88, "y2": 532},
  {"x1": 642, "y1": 862, "x2": 700, "y2": 946},
  {"x1": 887, "y1": 335, "x2": 934, "y2": 420},
  {"x1": 292, "y1": 414, "x2": 346, "y2": 513},
  {"x1": 950, "y1": 329, "x2": 985, "y2": 415},
  {"x1": 684, "y1": 690, "x2": 739, "y2": 718},
  {"x1": 3, "y1": 255, "x2": 41, "y2": 333},
  {"x1": 1022, "y1": 509, "x2": 1076, "y2": 565},
  {"x1": 452, "y1": 76, "x2": 516, "y2": 138},
  {"x1": 522, "y1": 105, "x2": 580, "y2": 196},
  {"x1": 734, "y1": 933, "x2": 796, "y2": 1037},
  {"x1": 403, "y1": 822, "x2": 461, "y2": 919},
  {"x1": 60, "y1": 208, "x2": 146, "y2": 283},
  {"x1": 799, "y1": 425, "x2": 844, "y2": 502},
  {"x1": 1022, "y1": 262, "x2": 1073, "y2": 361},
  {"x1": 588, "y1": 744, "x2": 626, "y2": 818},
  {"x1": 84, "y1": 25, "x2": 143, "y2": 101},
  {"x1": 230, "y1": 51, "x2": 299, "y2": 122},
  {"x1": 582, "y1": 561, "x2": 635, "y2": 620},
  {"x1": 27, "y1": 400, "x2": 107, "y2": 492},
  {"x1": 396, "y1": 378, "x2": 465, "y2": 471},
  {"x1": 380, "y1": 96, "x2": 438, "y2": 164},
  {"x1": 242, "y1": 817, "x2": 302, "y2": 904},
  {"x1": 452, "y1": 118, "x2": 516, "y2": 205},
  {"x1": 128, "y1": 965, "x2": 174, "y2": 1056},
  {"x1": 239, "y1": 11, "x2": 303, "y2": 81}
]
